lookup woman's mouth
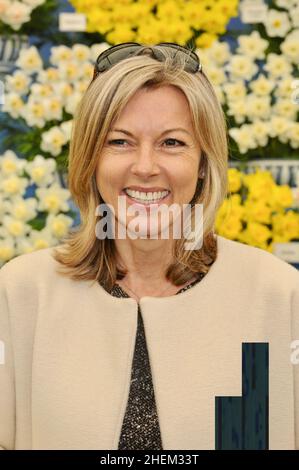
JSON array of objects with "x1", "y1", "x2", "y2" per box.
[{"x1": 120, "y1": 188, "x2": 171, "y2": 206}]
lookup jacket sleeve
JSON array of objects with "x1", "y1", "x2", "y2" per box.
[{"x1": 0, "y1": 266, "x2": 16, "y2": 450}]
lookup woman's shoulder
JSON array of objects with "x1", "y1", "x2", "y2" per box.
[
  {"x1": 0, "y1": 245, "x2": 63, "y2": 287},
  {"x1": 217, "y1": 235, "x2": 299, "y2": 287}
]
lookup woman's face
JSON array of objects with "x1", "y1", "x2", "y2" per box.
[{"x1": 95, "y1": 84, "x2": 202, "y2": 239}]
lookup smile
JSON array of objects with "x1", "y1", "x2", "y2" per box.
[{"x1": 122, "y1": 188, "x2": 170, "y2": 205}]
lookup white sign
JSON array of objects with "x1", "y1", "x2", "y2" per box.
[
  {"x1": 240, "y1": 0, "x2": 267, "y2": 24},
  {"x1": 273, "y1": 242, "x2": 299, "y2": 263},
  {"x1": 59, "y1": 13, "x2": 87, "y2": 32}
]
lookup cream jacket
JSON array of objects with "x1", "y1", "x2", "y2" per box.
[{"x1": 0, "y1": 235, "x2": 299, "y2": 450}]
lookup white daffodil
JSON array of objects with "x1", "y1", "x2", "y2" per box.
[
  {"x1": 223, "y1": 81, "x2": 247, "y2": 101},
  {"x1": 37, "y1": 67, "x2": 60, "y2": 84},
  {"x1": 59, "y1": 61, "x2": 81, "y2": 83},
  {"x1": 236, "y1": 31, "x2": 269, "y2": 60},
  {"x1": 227, "y1": 99, "x2": 248, "y2": 124},
  {"x1": 249, "y1": 74, "x2": 275, "y2": 96},
  {"x1": 9, "y1": 196, "x2": 37, "y2": 221},
  {"x1": 0, "y1": 238, "x2": 15, "y2": 266},
  {"x1": 21, "y1": 98, "x2": 46, "y2": 128},
  {"x1": 51, "y1": 82, "x2": 73, "y2": 105},
  {"x1": 40, "y1": 126, "x2": 68, "y2": 157},
  {"x1": 2, "y1": 215, "x2": 31, "y2": 238},
  {"x1": 205, "y1": 65, "x2": 226, "y2": 86},
  {"x1": 36, "y1": 184, "x2": 71, "y2": 214},
  {"x1": 0, "y1": 175, "x2": 28, "y2": 197},
  {"x1": 226, "y1": 55, "x2": 258, "y2": 80},
  {"x1": 50, "y1": 45, "x2": 73, "y2": 66},
  {"x1": 25, "y1": 155, "x2": 56, "y2": 187},
  {"x1": 229, "y1": 125, "x2": 257, "y2": 153},
  {"x1": 0, "y1": 150, "x2": 26, "y2": 176},
  {"x1": 264, "y1": 53, "x2": 293, "y2": 78},
  {"x1": 272, "y1": 98, "x2": 298, "y2": 120},
  {"x1": 43, "y1": 97, "x2": 63, "y2": 121},
  {"x1": 2, "y1": 92, "x2": 25, "y2": 118},
  {"x1": 269, "y1": 115, "x2": 291, "y2": 138},
  {"x1": 1, "y1": 1, "x2": 31, "y2": 30},
  {"x1": 251, "y1": 120, "x2": 271, "y2": 147},
  {"x1": 25, "y1": 227, "x2": 57, "y2": 250},
  {"x1": 206, "y1": 40, "x2": 231, "y2": 65},
  {"x1": 287, "y1": 122, "x2": 299, "y2": 148},
  {"x1": 246, "y1": 94, "x2": 272, "y2": 121},
  {"x1": 30, "y1": 83, "x2": 53, "y2": 100},
  {"x1": 280, "y1": 29, "x2": 299, "y2": 63},
  {"x1": 46, "y1": 213, "x2": 74, "y2": 238},
  {"x1": 72, "y1": 44, "x2": 91, "y2": 63},
  {"x1": 16, "y1": 46, "x2": 43, "y2": 74},
  {"x1": 264, "y1": 9, "x2": 291, "y2": 37},
  {"x1": 274, "y1": 76, "x2": 295, "y2": 98},
  {"x1": 5, "y1": 70, "x2": 31, "y2": 95}
]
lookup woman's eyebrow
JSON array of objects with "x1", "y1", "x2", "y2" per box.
[{"x1": 109, "y1": 127, "x2": 192, "y2": 136}]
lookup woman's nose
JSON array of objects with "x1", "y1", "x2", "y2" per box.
[{"x1": 130, "y1": 148, "x2": 160, "y2": 177}]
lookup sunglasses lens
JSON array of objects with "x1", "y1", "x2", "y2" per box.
[
  {"x1": 156, "y1": 43, "x2": 200, "y2": 73},
  {"x1": 95, "y1": 42, "x2": 200, "y2": 75},
  {"x1": 96, "y1": 43, "x2": 141, "y2": 73}
]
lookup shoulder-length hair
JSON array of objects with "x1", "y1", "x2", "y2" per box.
[{"x1": 52, "y1": 44, "x2": 228, "y2": 292}]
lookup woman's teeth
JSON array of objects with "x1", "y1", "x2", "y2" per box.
[{"x1": 124, "y1": 188, "x2": 169, "y2": 203}]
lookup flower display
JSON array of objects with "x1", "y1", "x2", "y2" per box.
[
  {"x1": 69, "y1": 0, "x2": 239, "y2": 48},
  {"x1": 0, "y1": 0, "x2": 45, "y2": 31},
  {"x1": 0, "y1": 0, "x2": 58, "y2": 35},
  {"x1": 1, "y1": 43, "x2": 108, "y2": 171},
  {"x1": 197, "y1": 25, "x2": 299, "y2": 159},
  {"x1": 0, "y1": 150, "x2": 75, "y2": 266},
  {"x1": 215, "y1": 167, "x2": 299, "y2": 251}
]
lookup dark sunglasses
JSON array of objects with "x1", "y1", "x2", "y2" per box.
[{"x1": 92, "y1": 42, "x2": 202, "y2": 81}]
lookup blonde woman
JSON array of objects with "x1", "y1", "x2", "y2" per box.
[{"x1": 0, "y1": 43, "x2": 299, "y2": 451}]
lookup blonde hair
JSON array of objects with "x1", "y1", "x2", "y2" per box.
[{"x1": 52, "y1": 45, "x2": 228, "y2": 291}]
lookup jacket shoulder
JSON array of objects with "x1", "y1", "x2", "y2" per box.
[
  {"x1": 0, "y1": 245, "x2": 63, "y2": 287},
  {"x1": 217, "y1": 235, "x2": 299, "y2": 288}
]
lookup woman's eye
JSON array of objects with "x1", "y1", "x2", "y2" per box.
[
  {"x1": 163, "y1": 138, "x2": 185, "y2": 147},
  {"x1": 107, "y1": 138, "x2": 185, "y2": 147},
  {"x1": 108, "y1": 139, "x2": 128, "y2": 146}
]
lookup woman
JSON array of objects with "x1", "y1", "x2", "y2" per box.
[{"x1": 0, "y1": 43, "x2": 299, "y2": 450}]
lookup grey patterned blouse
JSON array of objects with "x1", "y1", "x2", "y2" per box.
[{"x1": 102, "y1": 273, "x2": 206, "y2": 450}]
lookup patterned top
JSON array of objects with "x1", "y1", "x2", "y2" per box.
[{"x1": 103, "y1": 273, "x2": 206, "y2": 450}]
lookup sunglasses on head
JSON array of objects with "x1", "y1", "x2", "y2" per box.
[{"x1": 92, "y1": 42, "x2": 202, "y2": 81}]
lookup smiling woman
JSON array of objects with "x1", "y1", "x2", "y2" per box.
[
  {"x1": 1, "y1": 43, "x2": 298, "y2": 451},
  {"x1": 52, "y1": 43, "x2": 228, "y2": 294}
]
